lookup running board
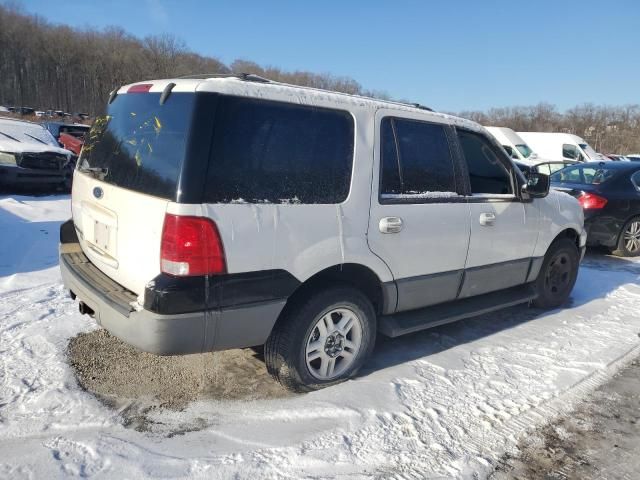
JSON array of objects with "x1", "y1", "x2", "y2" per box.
[{"x1": 379, "y1": 284, "x2": 537, "y2": 338}]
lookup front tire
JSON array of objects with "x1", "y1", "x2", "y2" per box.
[
  {"x1": 265, "y1": 286, "x2": 376, "y2": 392},
  {"x1": 612, "y1": 217, "x2": 640, "y2": 257},
  {"x1": 533, "y1": 238, "x2": 579, "y2": 308}
]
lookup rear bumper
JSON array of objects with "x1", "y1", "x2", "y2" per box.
[
  {"x1": 60, "y1": 246, "x2": 285, "y2": 355},
  {"x1": 0, "y1": 164, "x2": 68, "y2": 185},
  {"x1": 584, "y1": 215, "x2": 620, "y2": 248}
]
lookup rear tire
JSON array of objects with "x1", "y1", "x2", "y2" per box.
[
  {"x1": 612, "y1": 217, "x2": 640, "y2": 257},
  {"x1": 264, "y1": 286, "x2": 376, "y2": 393},
  {"x1": 532, "y1": 238, "x2": 579, "y2": 309}
]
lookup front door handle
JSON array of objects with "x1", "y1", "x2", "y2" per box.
[
  {"x1": 479, "y1": 212, "x2": 496, "y2": 226},
  {"x1": 379, "y1": 217, "x2": 403, "y2": 234}
]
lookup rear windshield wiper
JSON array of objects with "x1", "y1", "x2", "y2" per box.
[{"x1": 78, "y1": 166, "x2": 108, "y2": 179}]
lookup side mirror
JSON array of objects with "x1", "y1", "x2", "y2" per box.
[{"x1": 522, "y1": 172, "x2": 550, "y2": 198}]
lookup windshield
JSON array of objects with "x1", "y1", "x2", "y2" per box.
[
  {"x1": 550, "y1": 165, "x2": 617, "y2": 185},
  {"x1": 0, "y1": 120, "x2": 59, "y2": 146},
  {"x1": 80, "y1": 92, "x2": 195, "y2": 199},
  {"x1": 515, "y1": 144, "x2": 533, "y2": 158},
  {"x1": 578, "y1": 143, "x2": 600, "y2": 160}
]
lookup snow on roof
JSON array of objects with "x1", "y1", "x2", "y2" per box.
[{"x1": 118, "y1": 75, "x2": 483, "y2": 133}]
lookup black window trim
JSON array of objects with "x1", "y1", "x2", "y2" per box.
[
  {"x1": 377, "y1": 115, "x2": 468, "y2": 205},
  {"x1": 453, "y1": 126, "x2": 526, "y2": 203}
]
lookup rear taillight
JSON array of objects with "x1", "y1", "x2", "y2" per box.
[
  {"x1": 160, "y1": 214, "x2": 226, "y2": 276},
  {"x1": 578, "y1": 192, "x2": 608, "y2": 209},
  {"x1": 128, "y1": 83, "x2": 153, "y2": 93}
]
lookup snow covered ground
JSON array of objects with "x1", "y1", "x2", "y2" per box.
[{"x1": 1, "y1": 194, "x2": 639, "y2": 479}]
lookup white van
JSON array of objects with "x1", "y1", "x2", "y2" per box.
[
  {"x1": 518, "y1": 132, "x2": 603, "y2": 163},
  {"x1": 485, "y1": 127, "x2": 537, "y2": 162},
  {"x1": 59, "y1": 74, "x2": 586, "y2": 391}
]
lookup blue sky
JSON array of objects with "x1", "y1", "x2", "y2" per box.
[{"x1": 18, "y1": 0, "x2": 640, "y2": 112}]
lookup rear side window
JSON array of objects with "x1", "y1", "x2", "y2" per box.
[
  {"x1": 204, "y1": 97, "x2": 354, "y2": 204},
  {"x1": 380, "y1": 117, "x2": 457, "y2": 200},
  {"x1": 457, "y1": 130, "x2": 513, "y2": 195}
]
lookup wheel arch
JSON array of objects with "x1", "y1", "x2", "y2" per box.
[
  {"x1": 553, "y1": 227, "x2": 581, "y2": 250},
  {"x1": 280, "y1": 263, "x2": 392, "y2": 322},
  {"x1": 616, "y1": 213, "x2": 640, "y2": 243}
]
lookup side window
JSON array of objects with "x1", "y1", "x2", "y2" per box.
[
  {"x1": 204, "y1": 96, "x2": 354, "y2": 204},
  {"x1": 563, "y1": 144, "x2": 579, "y2": 160},
  {"x1": 457, "y1": 130, "x2": 513, "y2": 195},
  {"x1": 380, "y1": 117, "x2": 457, "y2": 199}
]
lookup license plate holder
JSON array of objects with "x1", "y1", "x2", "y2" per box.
[{"x1": 94, "y1": 220, "x2": 110, "y2": 252}]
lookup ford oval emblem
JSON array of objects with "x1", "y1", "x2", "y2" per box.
[{"x1": 93, "y1": 187, "x2": 104, "y2": 199}]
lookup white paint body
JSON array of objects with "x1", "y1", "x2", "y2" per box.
[
  {"x1": 0, "y1": 117, "x2": 73, "y2": 159},
  {"x1": 71, "y1": 77, "x2": 586, "y2": 310},
  {"x1": 518, "y1": 131, "x2": 604, "y2": 163},
  {"x1": 485, "y1": 126, "x2": 538, "y2": 163}
]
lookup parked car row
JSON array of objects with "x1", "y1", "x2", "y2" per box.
[
  {"x1": 0, "y1": 105, "x2": 90, "y2": 120},
  {"x1": 486, "y1": 126, "x2": 639, "y2": 170}
]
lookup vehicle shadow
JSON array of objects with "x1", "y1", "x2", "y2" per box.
[
  {"x1": 360, "y1": 252, "x2": 640, "y2": 376},
  {"x1": 0, "y1": 200, "x2": 66, "y2": 277}
]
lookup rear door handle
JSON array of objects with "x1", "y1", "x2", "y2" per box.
[
  {"x1": 379, "y1": 217, "x2": 403, "y2": 234},
  {"x1": 479, "y1": 212, "x2": 496, "y2": 226}
]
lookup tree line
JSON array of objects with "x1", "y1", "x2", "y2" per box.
[
  {"x1": 1, "y1": 4, "x2": 638, "y2": 155},
  {"x1": 0, "y1": 4, "x2": 384, "y2": 117}
]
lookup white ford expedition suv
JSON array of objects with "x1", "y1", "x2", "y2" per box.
[{"x1": 60, "y1": 74, "x2": 586, "y2": 392}]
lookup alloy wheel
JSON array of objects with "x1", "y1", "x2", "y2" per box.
[
  {"x1": 623, "y1": 220, "x2": 640, "y2": 254},
  {"x1": 305, "y1": 307, "x2": 363, "y2": 381}
]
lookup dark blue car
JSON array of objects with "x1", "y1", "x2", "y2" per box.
[{"x1": 551, "y1": 162, "x2": 640, "y2": 256}]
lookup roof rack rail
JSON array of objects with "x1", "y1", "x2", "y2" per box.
[
  {"x1": 410, "y1": 103, "x2": 434, "y2": 112},
  {"x1": 178, "y1": 73, "x2": 271, "y2": 83}
]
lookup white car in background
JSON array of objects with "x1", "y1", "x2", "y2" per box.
[{"x1": 0, "y1": 117, "x2": 74, "y2": 190}]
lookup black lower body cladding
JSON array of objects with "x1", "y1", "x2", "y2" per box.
[{"x1": 143, "y1": 270, "x2": 301, "y2": 315}]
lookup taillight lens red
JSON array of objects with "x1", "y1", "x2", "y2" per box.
[
  {"x1": 578, "y1": 192, "x2": 608, "y2": 209},
  {"x1": 160, "y1": 214, "x2": 226, "y2": 276},
  {"x1": 128, "y1": 83, "x2": 153, "y2": 93}
]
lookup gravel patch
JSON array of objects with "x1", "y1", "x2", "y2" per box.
[{"x1": 68, "y1": 329, "x2": 292, "y2": 428}]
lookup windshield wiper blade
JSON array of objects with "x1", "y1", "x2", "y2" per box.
[
  {"x1": 0, "y1": 131, "x2": 20, "y2": 142},
  {"x1": 24, "y1": 133, "x2": 47, "y2": 145}
]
